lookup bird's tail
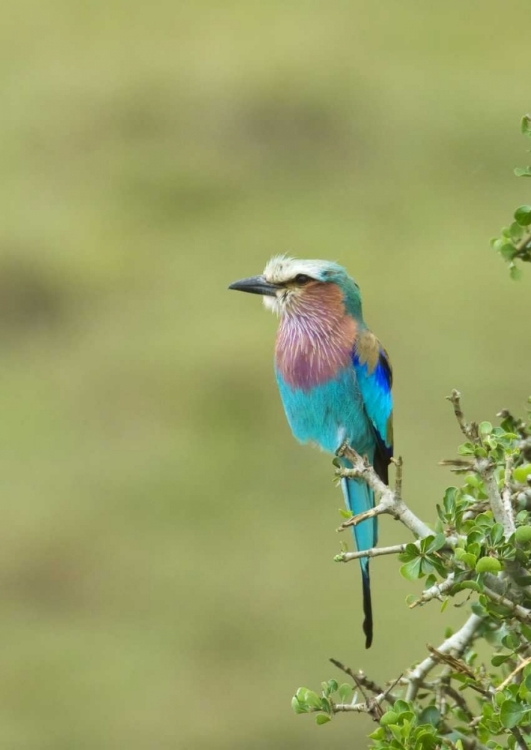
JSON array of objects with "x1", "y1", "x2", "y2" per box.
[{"x1": 341, "y1": 474, "x2": 377, "y2": 649}]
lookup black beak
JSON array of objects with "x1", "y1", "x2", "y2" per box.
[{"x1": 228, "y1": 275, "x2": 280, "y2": 297}]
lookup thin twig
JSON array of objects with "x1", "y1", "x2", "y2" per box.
[
  {"x1": 447, "y1": 390, "x2": 478, "y2": 441},
  {"x1": 329, "y1": 658, "x2": 369, "y2": 703},
  {"x1": 329, "y1": 658, "x2": 390, "y2": 705}
]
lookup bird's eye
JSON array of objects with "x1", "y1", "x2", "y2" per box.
[{"x1": 294, "y1": 274, "x2": 311, "y2": 284}]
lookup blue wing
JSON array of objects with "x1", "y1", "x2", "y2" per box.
[{"x1": 352, "y1": 332, "x2": 393, "y2": 483}]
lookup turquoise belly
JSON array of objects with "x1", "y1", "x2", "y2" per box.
[{"x1": 275, "y1": 366, "x2": 374, "y2": 455}]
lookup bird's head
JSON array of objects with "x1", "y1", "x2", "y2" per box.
[{"x1": 229, "y1": 255, "x2": 362, "y2": 317}]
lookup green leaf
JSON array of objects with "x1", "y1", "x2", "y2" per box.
[
  {"x1": 479, "y1": 421, "x2": 493, "y2": 436},
  {"x1": 424, "y1": 533, "x2": 446, "y2": 554},
  {"x1": 398, "y1": 542, "x2": 421, "y2": 562},
  {"x1": 338, "y1": 508, "x2": 353, "y2": 519},
  {"x1": 475, "y1": 512, "x2": 493, "y2": 527},
  {"x1": 490, "y1": 523, "x2": 505, "y2": 546},
  {"x1": 417, "y1": 705, "x2": 441, "y2": 727},
  {"x1": 514, "y1": 464, "x2": 531, "y2": 483},
  {"x1": 500, "y1": 699, "x2": 527, "y2": 728},
  {"x1": 499, "y1": 243, "x2": 516, "y2": 261},
  {"x1": 442, "y1": 486, "x2": 459, "y2": 512},
  {"x1": 315, "y1": 714, "x2": 331, "y2": 725},
  {"x1": 471, "y1": 601, "x2": 488, "y2": 617},
  {"x1": 338, "y1": 683, "x2": 352, "y2": 702},
  {"x1": 495, "y1": 690, "x2": 505, "y2": 706},
  {"x1": 454, "y1": 548, "x2": 477, "y2": 568},
  {"x1": 492, "y1": 653, "x2": 511, "y2": 666},
  {"x1": 502, "y1": 631, "x2": 520, "y2": 650},
  {"x1": 509, "y1": 263, "x2": 523, "y2": 281},
  {"x1": 400, "y1": 557, "x2": 423, "y2": 581},
  {"x1": 291, "y1": 696, "x2": 308, "y2": 714},
  {"x1": 515, "y1": 526, "x2": 531, "y2": 545},
  {"x1": 515, "y1": 205, "x2": 531, "y2": 226},
  {"x1": 304, "y1": 691, "x2": 322, "y2": 709},
  {"x1": 380, "y1": 710, "x2": 399, "y2": 726},
  {"x1": 521, "y1": 114, "x2": 531, "y2": 135},
  {"x1": 452, "y1": 580, "x2": 481, "y2": 593},
  {"x1": 521, "y1": 624, "x2": 531, "y2": 642},
  {"x1": 514, "y1": 166, "x2": 531, "y2": 177},
  {"x1": 510, "y1": 222, "x2": 525, "y2": 240}
]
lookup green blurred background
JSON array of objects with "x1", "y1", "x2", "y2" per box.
[{"x1": 1, "y1": 1, "x2": 530, "y2": 747}]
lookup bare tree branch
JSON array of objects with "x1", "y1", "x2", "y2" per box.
[
  {"x1": 409, "y1": 573, "x2": 455, "y2": 608},
  {"x1": 447, "y1": 390, "x2": 516, "y2": 538},
  {"x1": 502, "y1": 452, "x2": 516, "y2": 534},
  {"x1": 478, "y1": 457, "x2": 516, "y2": 538},
  {"x1": 335, "y1": 542, "x2": 410, "y2": 562},
  {"x1": 335, "y1": 445, "x2": 433, "y2": 539},
  {"x1": 481, "y1": 584, "x2": 531, "y2": 624}
]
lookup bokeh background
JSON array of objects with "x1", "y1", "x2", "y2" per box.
[{"x1": 1, "y1": 1, "x2": 531, "y2": 747}]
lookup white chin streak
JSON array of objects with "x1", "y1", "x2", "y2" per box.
[
  {"x1": 262, "y1": 287, "x2": 297, "y2": 315},
  {"x1": 263, "y1": 295, "x2": 282, "y2": 315}
]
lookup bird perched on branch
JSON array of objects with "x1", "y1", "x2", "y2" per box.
[{"x1": 229, "y1": 256, "x2": 393, "y2": 648}]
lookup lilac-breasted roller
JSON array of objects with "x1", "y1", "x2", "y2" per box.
[{"x1": 229, "y1": 256, "x2": 393, "y2": 648}]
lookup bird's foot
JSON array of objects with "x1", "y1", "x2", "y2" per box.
[{"x1": 335, "y1": 441, "x2": 350, "y2": 458}]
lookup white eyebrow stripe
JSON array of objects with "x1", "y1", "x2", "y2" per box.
[{"x1": 263, "y1": 255, "x2": 329, "y2": 284}]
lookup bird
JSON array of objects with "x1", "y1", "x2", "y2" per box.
[{"x1": 228, "y1": 256, "x2": 393, "y2": 648}]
